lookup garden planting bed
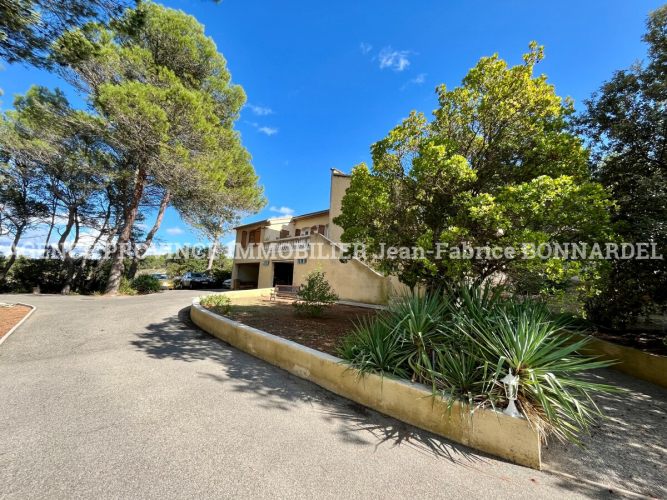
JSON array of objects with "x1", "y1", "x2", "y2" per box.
[
  {"x1": 191, "y1": 295, "x2": 543, "y2": 469},
  {"x1": 201, "y1": 296, "x2": 377, "y2": 356}
]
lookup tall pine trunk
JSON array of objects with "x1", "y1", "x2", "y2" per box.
[
  {"x1": 104, "y1": 168, "x2": 147, "y2": 295},
  {"x1": 127, "y1": 190, "x2": 170, "y2": 279},
  {"x1": 0, "y1": 225, "x2": 26, "y2": 281},
  {"x1": 43, "y1": 197, "x2": 58, "y2": 257},
  {"x1": 206, "y1": 220, "x2": 225, "y2": 272},
  {"x1": 60, "y1": 214, "x2": 80, "y2": 295},
  {"x1": 57, "y1": 207, "x2": 77, "y2": 294},
  {"x1": 73, "y1": 205, "x2": 112, "y2": 291}
]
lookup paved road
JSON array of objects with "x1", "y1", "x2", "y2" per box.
[{"x1": 0, "y1": 292, "x2": 652, "y2": 499}]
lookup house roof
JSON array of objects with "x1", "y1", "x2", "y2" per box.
[
  {"x1": 233, "y1": 209, "x2": 328, "y2": 230},
  {"x1": 331, "y1": 168, "x2": 350, "y2": 177},
  {"x1": 233, "y1": 216, "x2": 291, "y2": 230},
  {"x1": 292, "y1": 209, "x2": 329, "y2": 221}
]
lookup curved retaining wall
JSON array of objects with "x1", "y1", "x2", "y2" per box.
[
  {"x1": 191, "y1": 295, "x2": 542, "y2": 469},
  {"x1": 572, "y1": 333, "x2": 667, "y2": 389}
]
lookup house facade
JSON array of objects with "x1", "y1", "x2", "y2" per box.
[{"x1": 230, "y1": 169, "x2": 402, "y2": 305}]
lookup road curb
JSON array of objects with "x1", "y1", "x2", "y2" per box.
[{"x1": 0, "y1": 302, "x2": 36, "y2": 347}]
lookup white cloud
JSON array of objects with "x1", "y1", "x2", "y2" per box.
[
  {"x1": 258, "y1": 126, "x2": 278, "y2": 136},
  {"x1": 223, "y1": 239, "x2": 236, "y2": 256},
  {"x1": 360, "y1": 42, "x2": 372, "y2": 54},
  {"x1": 378, "y1": 47, "x2": 411, "y2": 71},
  {"x1": 165, "y1": 227, "x2": 184, "y2": 236},
  {"x1": 401, "y1": 73, "x2": 427, "y2": 90},
  {"x1": 246, "y1": 104, "x2": 273, "y2": 116},
  {"x1": 244, "y1": 120, "x2": 259, "y2": 127},
  {"x1": 270, "y1": 206, "x2": 294, "y2": 215}
]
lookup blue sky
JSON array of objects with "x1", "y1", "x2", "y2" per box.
[{"x1": 0, "y1": 0, "x2": 661, "y2": 252}]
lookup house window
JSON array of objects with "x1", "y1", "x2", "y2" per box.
[
  {"x1": 302, "y1": 228, "x2": 309, "y2": 236},
  {"x1": 249, "y1": 231, "x2": 256, "y2": 244},
  {"x1": 280, "y1": 229, "x2": 290, "y2": 239},
  {"x1": 297, "y1": 258, "x2": 307, "y2": 264},
  {"x1": 295, "y1": 228, "x2": 301, "y2": 236}
]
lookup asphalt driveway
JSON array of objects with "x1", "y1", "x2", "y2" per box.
[{"x1": 0, "y1": 292, "x2": 660, "y2": 499}]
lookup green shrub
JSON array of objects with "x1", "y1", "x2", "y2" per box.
[
  {"x1": 209, "y1": 268, "x2": 231, "y2": 287},
  {"x1": 293, "y1": 264, "x2": 339, "y2": 317},
  {"x1": 118, "y1": 276, "x2": 137, "y2": 295},
  {"x1": 130, "y1": 274, "x2": 162, "y2": 294},
  {"x1": 339, "y1": 280, "x2": 618, "y2": 445},
  {"x1": 199, "y1": 293, "x2": 231, "y2": 315}
]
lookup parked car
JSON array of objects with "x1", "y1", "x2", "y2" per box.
[
  {"x1": 180, "y1": 272, "x2": 213, "y2": 289},
  {"x1": 151, "y1": 273, "x2": 174, "y2": 290},
  {"x1": 222, "y1": 278, "x2": 232, "y2": 289}
]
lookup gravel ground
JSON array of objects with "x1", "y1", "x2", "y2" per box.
[{"x1": 543, "y1": 368, "x2": 667, "y2": 498}]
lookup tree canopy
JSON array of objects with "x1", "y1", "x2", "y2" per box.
[
  {"x1": 0, "y1": 0, "x2": 131, "y2": 67},
  {"x1": 0, "y1": 2, "x2": 264, "y2": 295},
  {"x1": 577, "y1": 6, "x2": 667, "y2": 326},
  {"x1": 52, "y1": 1, "x2": 264, "y2": 294},
  {"x1": 334, "y1": 43, "x2": 613, "y2": 293}
]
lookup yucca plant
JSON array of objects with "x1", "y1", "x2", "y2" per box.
[
  {"x1": 337, "y1": 316, "x2": 411, "y2": 380},
  {"x1": 339, "y1": 280, "x2": 618, "y2": 446},
  {"x1": 382, "y1": 291, "x2": 450, "y2": 384},
  {"x1": 444, "y1": 278, "x2": 509, "y2": 323},
  {"x1": 451, "y1": 299, "x2": 619, "y2": 444},
  {"x1": 426, "y1": 346, "x2": 504, "y2": 415}
]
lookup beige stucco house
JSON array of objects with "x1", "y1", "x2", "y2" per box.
[{"x1": 230, "y1": 169, "x2": 402, "y2": 305}]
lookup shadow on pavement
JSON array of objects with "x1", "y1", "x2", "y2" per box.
[
  {"x1": 131, "y1": 306, "x2": 656, "y2": 498},
  {"x1": 131, "y1": 306, "x2": 490, "y2": 468}
]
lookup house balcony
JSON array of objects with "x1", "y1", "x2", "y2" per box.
[{"x1": 266, "y1": 235, "x2": 310, "y2": 255}]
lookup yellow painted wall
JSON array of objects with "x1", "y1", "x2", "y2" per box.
[
  {"x1": 570, "y1": 333, "x2": 667, "y2": 389},
  {"x1": 292, "y1": 233, "x2": 396, "y2": 304},
  {"x1": 290, "y1": 213, "x2": 330, "y2": 238},
  {"x1": 328, "y1": 170, "x2": 351, "y2": 243}
]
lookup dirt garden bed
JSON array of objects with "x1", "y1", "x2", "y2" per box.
[
  {"x1": 0, "y1": 304, "x2": 32, "y2": 341},
  {"x1": 202, "y1": 296, "x2": 377, "y2": 355}
]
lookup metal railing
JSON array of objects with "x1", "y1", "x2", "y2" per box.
[{"x1": 266, "y1": 235, "x2": 310, "y2": 254}]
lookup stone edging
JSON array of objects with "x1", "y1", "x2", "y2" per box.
[
  {"x1": 191, "y1": 294, "x2": 542, "y2": 469},
  {"x1": 0, "y1": 302, "x2": 36, "y2": 347}
]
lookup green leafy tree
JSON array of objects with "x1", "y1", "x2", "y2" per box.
[
  {"x1": 0, "y1": 134, "x2": 49, "y2": 279},
  {"x1": 13, "y1": 86, "x2": 113, "y2": 294},
  {"x1": 334, "y1": 43, "x2": 613, "y2": 294},
  {"x1": 53, "y1": 2, "x2": 261, "y2": 295},
  {"x1": 293, "y1": 264, "x2": 339, "y2": 317},
  {"x1": 174, "y1": 146, "x2": 266, "y2": 271},
  {"x1": 577, "y1": 6, "x2": 667, "y2": 327}
]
